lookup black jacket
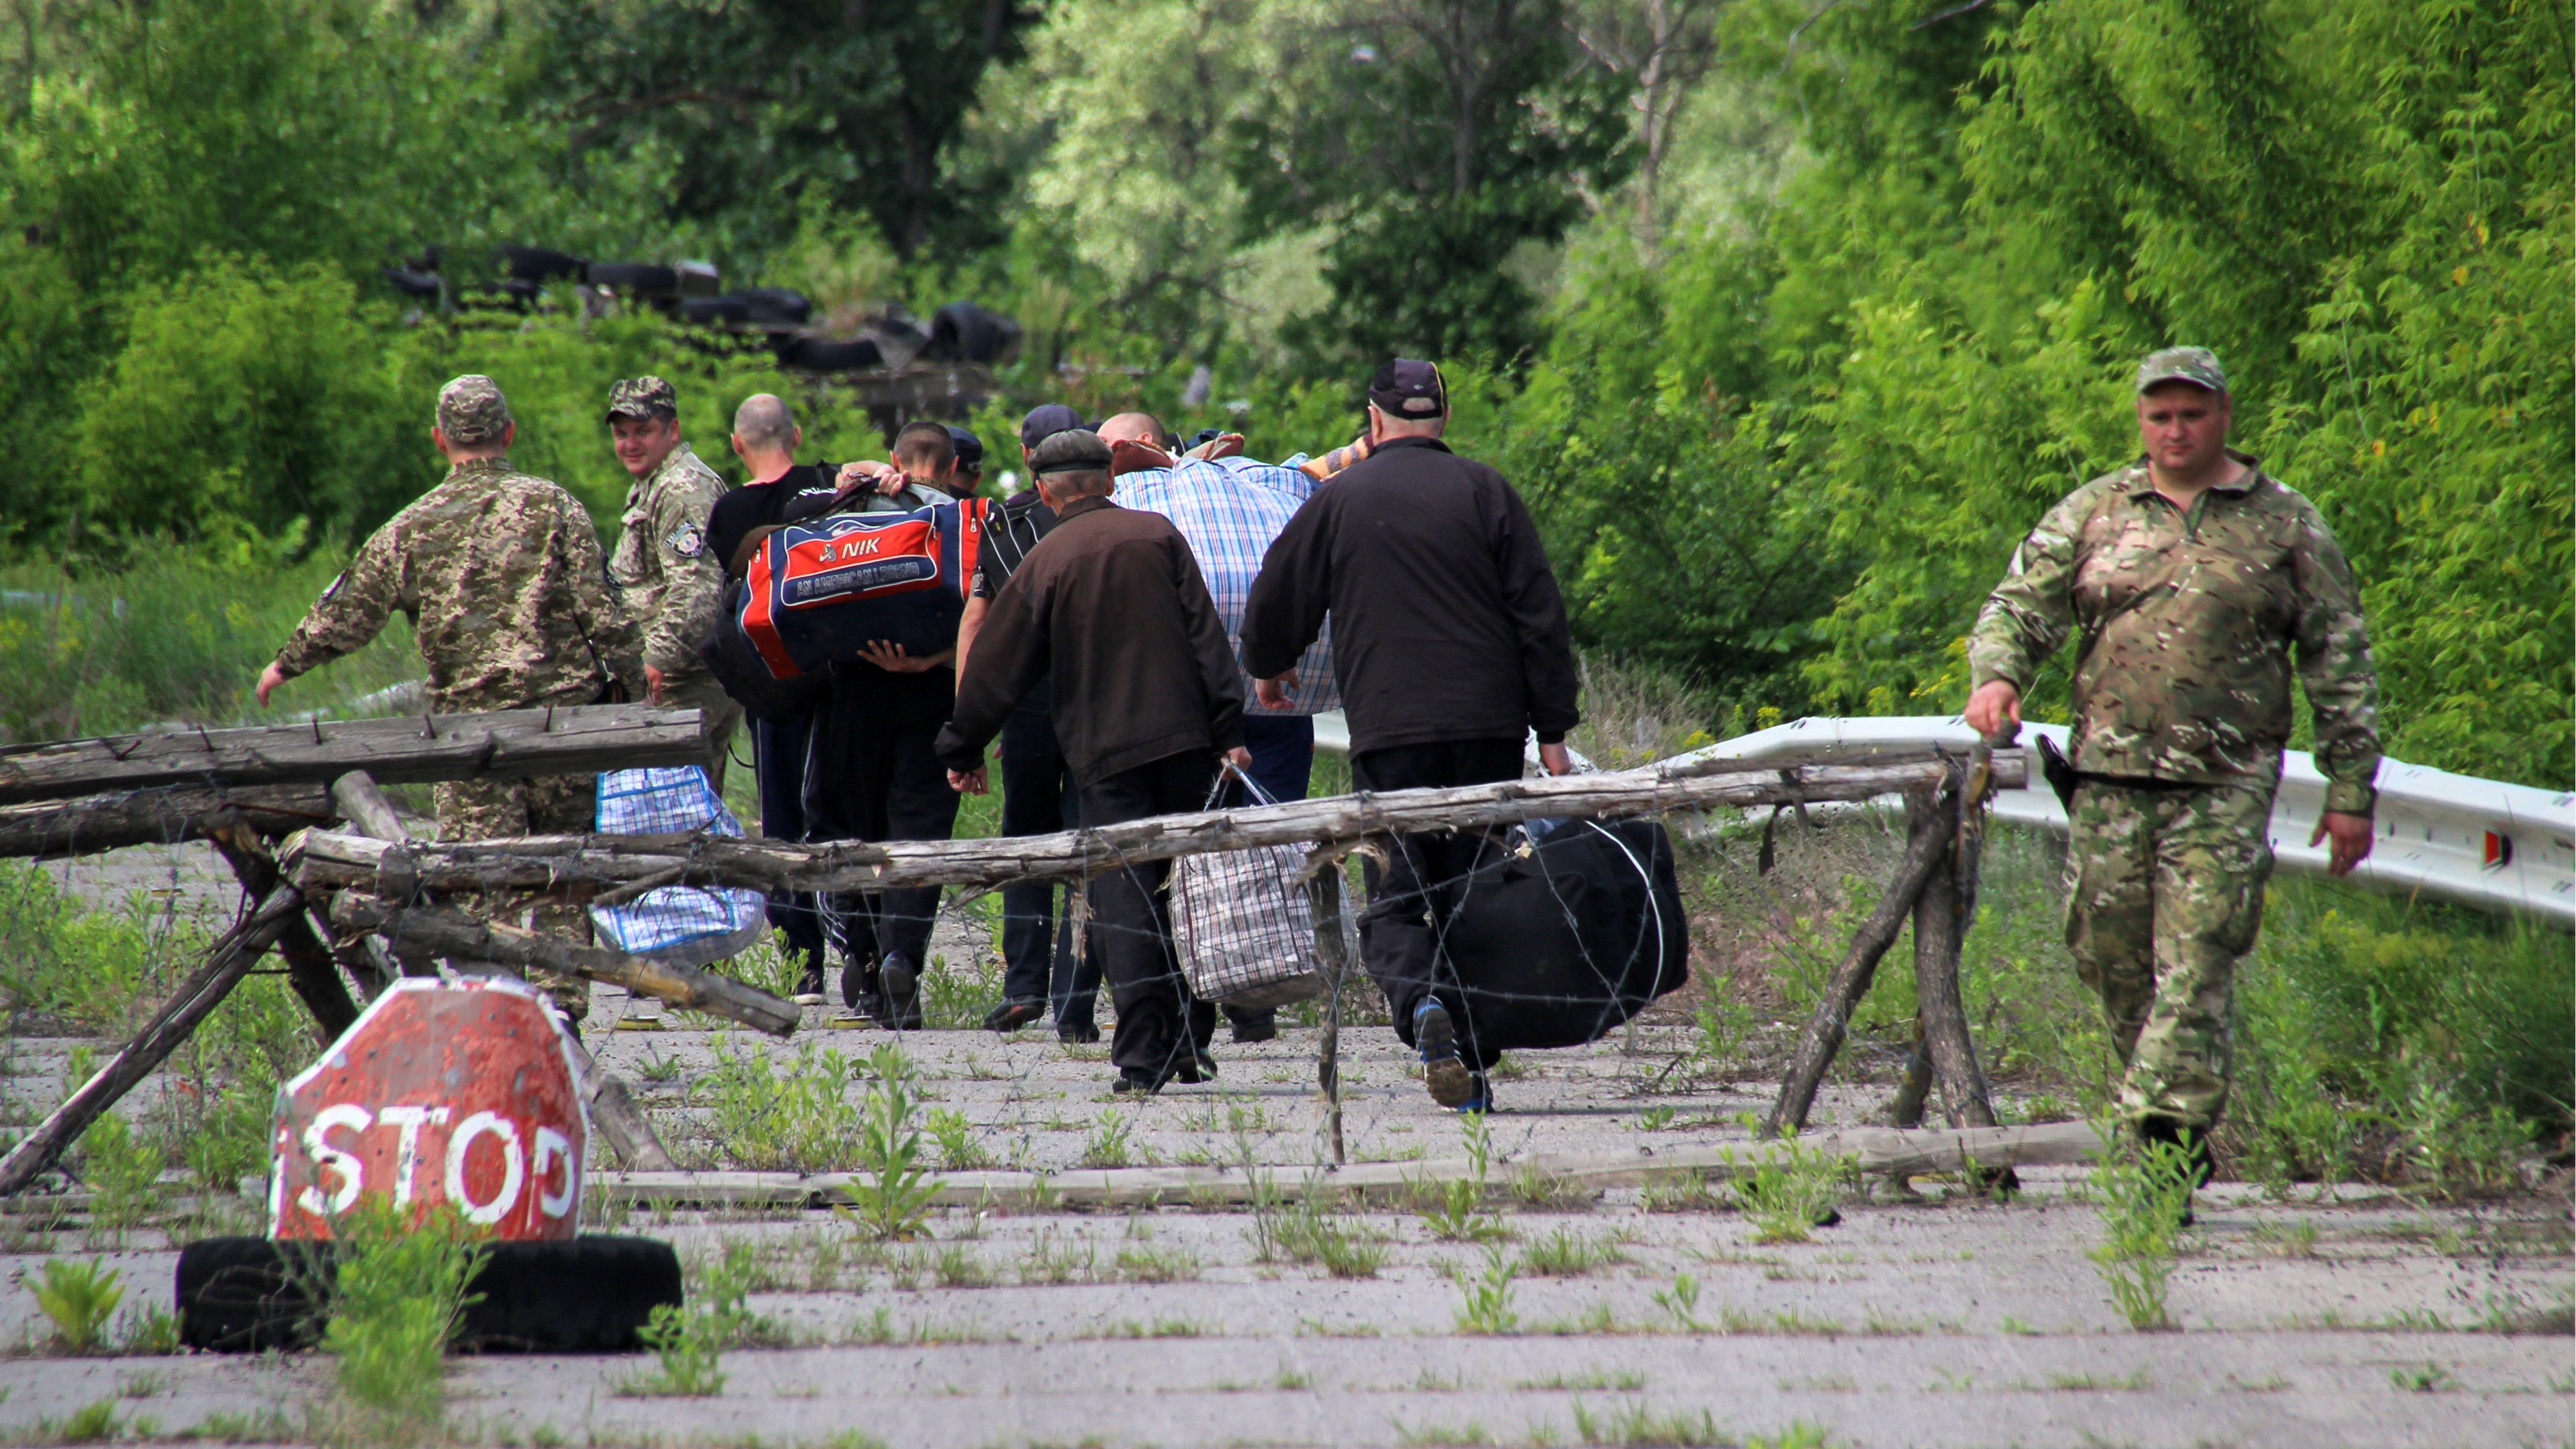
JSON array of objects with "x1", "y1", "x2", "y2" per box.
[
  {"x1": 1241, "y1": 435, "x2": 1578, "y2": 754},
  {"x1": 936, "y1": 496, "x2": 1245, "y2": 787}
]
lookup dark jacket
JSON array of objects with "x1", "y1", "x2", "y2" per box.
[
  {"x1": 936, "y1": 496, "x2": 1245, "y2": 787},
  {"x1": 1241, "y1": 435, "x2": 1578, "y2": 754}
]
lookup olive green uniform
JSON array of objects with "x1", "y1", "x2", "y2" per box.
[
  {"x1": 272, "y1": 385, "x2": 646, "y2": 1018},
  {"x1": 610, "y1": 441, "x2": 743, "y2": 788},
  {"x1": 1968, "y1": 452, "x2": 2381, "y2": 1130}
]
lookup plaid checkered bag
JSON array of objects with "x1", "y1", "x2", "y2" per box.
[
  {"x1": 588, "y1": 767, "x2": 766, "y2": 967},
  {"x1": 1169, "y1": 770, "x2": 1339, "y2": 1010}
]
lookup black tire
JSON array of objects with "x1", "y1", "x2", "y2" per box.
[
  {"x1": 500, "y1": 245, "x2": 589, "y2": 284},
  {"x1": 681, "y1": 295, "x2": 753, "y2": 325},
  {"x1": 928, "y1": 301, "x2": 1021, "y2": 363},
  {"x1": 587, "y1": 262, "x2": 680, "y2": 296},
  {"x1": 736, "y1": 287, "x2": 814, "y2": 324},
  {"x1": 177, "y1": 1235, "x2": 682, "y2": 1354},
  {"x1": 382, "y1": 266, "x2": 441, "y2": 300},
  {"x1": 784, "y1": 335, "x2": 884, "y2": 371}
]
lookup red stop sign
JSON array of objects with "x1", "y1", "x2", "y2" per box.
[{"x1": 269, "y1": 978, "x2": 589, "y2": 1241}]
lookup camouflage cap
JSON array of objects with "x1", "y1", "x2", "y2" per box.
[
  {"x1": 604, "y1": 376, "x2": 678, "y2": 423},
  {"x1": 2135, "y1": 346, "x2": 2228, "y2": 395},
  {"x1": 437, "y1": 375, "x2": 512, "y2": 446}
]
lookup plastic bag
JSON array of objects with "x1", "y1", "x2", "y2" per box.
[
  {"x1": 1169, "y1": 769, "x2": 1339, "y2": 1009},
  {"x1": 588, "y1": 766, "x2": 766, "y2": 967}
]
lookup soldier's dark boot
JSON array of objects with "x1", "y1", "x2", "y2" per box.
[
  {"x1": 880, "y1": 953, "x2": 923, "y2": 1031},
  {"x1": 840, "y1": 952, "x2": 885, "y2": 1022}
]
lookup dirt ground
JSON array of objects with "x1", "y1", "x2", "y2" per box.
[{"x1": 1, "y1": 841, "x2": 2568, "y2": 1448}]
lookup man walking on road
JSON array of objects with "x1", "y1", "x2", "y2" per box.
[
  {"x1": 937, "y1": 429, "x2": 1251, "y2": 1094},
  {"x1": 1241, "y1": 358, "x2": 1580, "y2": 1113},
  {"x1": 605, "y1": 377, "x2": 743, "y2": 788},
  {"x1": 256, "y1": 374, "x2": 645, "y2": 1026},
  {"x1": 1965, "y1": 346, "x2": 2381, "y2": 1191}
]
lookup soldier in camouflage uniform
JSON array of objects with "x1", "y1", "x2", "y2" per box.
[
  {"x1": 1964, "y1": 347, "x2": 2381, "y2": 1176},
  {"x1": 258, "y1": 375, "x2": 647, "y2": 1023},
  {"x1": 604, "y1": 377, "x2": 743, "y2": 788}
]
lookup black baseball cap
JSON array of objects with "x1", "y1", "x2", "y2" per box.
[
  {"x1": 1368, "y1": 358, "x2": 1446, "y2": 418},
  {"x1": 1019, "y1": 403, "x2": 1088, "y2": 450},
  {"x1": 1027, "y1": 429, "x2": 1112, "y2": 477},
  {"x1": 947, "y1": 426, "x2": 984, "y2": 471}
]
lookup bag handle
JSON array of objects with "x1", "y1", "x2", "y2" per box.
[{"x1": 1205, "y1": 756, "x2": 1281, "y2": 810}]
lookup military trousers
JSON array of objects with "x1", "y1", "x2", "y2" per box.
[
  {"x1": 2063, "y1": 776, "x2": 2276, "y2": 1131},
  {"x1": 434, "y1": 773, "x2": 600, "y2": 1024},
  {"x1": 658, "y1": 672, "x2": 746, "y2": 794}
]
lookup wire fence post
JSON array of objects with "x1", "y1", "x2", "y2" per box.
[{"x1": 1305, "y1": 850, "x2": 1352, "y2": 1167}]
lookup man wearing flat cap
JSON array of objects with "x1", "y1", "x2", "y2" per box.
[
  {"x1": 937, "y1": 428, "x2": 1252, "y2": 1094},
  {"x1": 257, "y1": 374, "x2": 645, "y2": 1027},
  {"x1": 1965, "y1": 346, "x2": 2383, "y2": 1197},
  {"x1": 604, "y1": 376, "x2": 742, "y2": 787},
  {"x1": 1242, "y1": 357, "x2": 1580, "y2": 1116}
]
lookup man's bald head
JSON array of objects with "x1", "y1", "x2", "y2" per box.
[
  {"x1": 733, "y1": 394, "x2": 798, "y2": 452},
  {"x1": 1096, "y1": 412, "x2": 1166, "y2": 448}
]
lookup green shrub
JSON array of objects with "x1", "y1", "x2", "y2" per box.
[
  {"x1": 32, "y1": 1258, "x2": 125, "y2": 1353},
  {"x1": 321, "y1": 1201, "x2": 488, "y2": 1431},
  {"x1": 697, "y1": 1035, "x2": 863, "y2": 1172}
]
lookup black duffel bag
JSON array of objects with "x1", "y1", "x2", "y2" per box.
[
  {"x1": 1436, "y1": 815, "x2": 1691, "y2": 1055},
  {"x1": 700, "y1": 573, "x2": 829, "y2": 725}
]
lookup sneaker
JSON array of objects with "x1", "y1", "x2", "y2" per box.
[
  {"x1": 880, "y1": 953, "x2": 922, "y2": 1031},
  {"x1": 1112, "y1": 1068, "x2": 1163, "y2": 1097},
  {"x1": 983, "y1": 997, "x2": 1046, "y2": 1033},
  {"x1": 1455, "y1": 1070, "x2": 1493, "y2": 1115},
  {"x1": 792, "y1": 951, "x2": 827, "y2": 1007},
  {"x1": 1413, "y1": 997, "x2": 1475, "y2": 1109}
]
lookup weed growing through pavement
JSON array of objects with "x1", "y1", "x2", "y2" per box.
[
  {"x1": 1081, "y1": 1110, "x2": 1137, "y2": 1169},
  {"x1": 1114, "y1": 1243, "x2": 1204, "y2": 1283},
  {"x1": 1732, "y1": 1133, "x2": 1851, "y2": 1244},
  {"x1": 1276, "y1": 1201, "x2": 1386, "y2": 1279},
  {"x1": 623, "y1": 1243, "x2": 776, "y2": 1399},
  {"x1": 2249, "y1": 1219, "x2": 2320, "y2": 1257},
  {"x1": 32, "y1": 1258, "x2": 124, "y2": 1353},
  {"x1": 112, "y1": 1303, "x2": 178, "y2": 1356},
  {"x1": 1517, "y1": 1228, "x2": 1628, "y2": 1279},
  {"x1": 1516, "y1": 1370, "x2": 1648, "y2": 1392},
  {"x1": 926, "y1": 1108, "x2": 994, "y2": 1170},
  {"x1": 1640, "y1": 1171, "x2": 1724, "y2": 1213},
  {"x1": 1650, "y1": 1272, "x2": 1708, "y2": 1332},
  {"x1": 1418, "y1": 1112, "x2": 1509, "y2": 1243},
  {"x1": 839, "y1": 1043, "x2": 937, "y2": 1241},
  {"x1": 1450, "y1": 1242, "x2": 1521, "y2": 1335},
  {"x1": 76, "y1": 1113, "x2": 165, "y2": 1245},
  {"x1": 2389, "y1": 1363, "x2": 2455, "y2": 1392},
  {"x1": 2089, "y1": 1124, "x2": 2196, "y2": 1332},
  {"x1": 1633, "y1": 1107, "x2": 1677, "y2": 1131},
  {"x1": 1018, "y1": 1228, "x2": 1099, "y2": 1285},
  {"x1": 319, "y1": 1201, "x2": 488, "y2": 1443},
  {"x1": 30, "y1": 1398, "x2": 144, "y2": 1444},
  {"x1": 699, "y1": 1035, "x2": 862, "y2": 1171}
]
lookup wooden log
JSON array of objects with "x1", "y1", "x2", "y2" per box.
[
  {"x1": 0, "y1": 784, "x2": 332, "y2": 860},
  {"x1": 0, "y1": 704, "x2": 707, "y2": 806},
  {"x1": 1306, "y1": 855, "x2": 1353, "y2": 1167},
  {"x1": 289, "y1": 755, "x2": 2026, "y2": 902},
  {"x1": 0, "y1": 886, "x2": 306, "y2": 1195},
  {"x1": 202, "y1": 828, "x2": 360, "y2": 1041},
  {"x1": 1765, "y1": 783, "x2": 1956, "y2": 1137},
  {"x1": 561, "y1": 1035, "x2": 677, "y2": 1171},
  {"x1": 329, "y1": 770, "x2": 412, "y2": 844},
  {"x1": 1914, "y1": 784, "x2": 2001, "y2": 1133},
  {"x1": 556, "y1": 1120, "x2": 2112, "y2": 1210},
  {"x1": 326, "y1": 895, "x2": 801, "y2": 1038}
]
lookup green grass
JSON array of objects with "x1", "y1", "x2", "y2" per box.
[{"x1": 320, "y1": 1201, "x2": 489, "y2": 1440}]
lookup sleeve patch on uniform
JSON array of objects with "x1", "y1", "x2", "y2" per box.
[{"x1": 667, "y1": 523, "x2": 706, "y2": 558}]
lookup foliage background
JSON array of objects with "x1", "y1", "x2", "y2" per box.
[{"x1": 0, "y1": 0, "x2": 2564, "y2": 790}]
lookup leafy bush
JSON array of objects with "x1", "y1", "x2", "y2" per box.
[
  {"x1": 321, "y1": 1201, "x2": 489, "y2": 1431},
  {"x1": 32, "y1": 1258, "x2": 125, "y2": 1353}
]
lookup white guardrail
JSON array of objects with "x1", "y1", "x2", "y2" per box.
[{"x1": 1311, "y1": 710, "x2": 2574, "y2": 927}]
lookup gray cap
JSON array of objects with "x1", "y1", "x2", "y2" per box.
[
  {"x1": 437, "y1": 375, "x2": 512, "y2": 445},
  {"x1": 1026, "y1": 428, "x2": 1111, "y2": 477},
  {"x1": 2135, "y1": 346, "x2": 2228, "y2": 394}
]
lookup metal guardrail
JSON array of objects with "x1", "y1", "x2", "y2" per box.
[{"x1": 1313, "y1": 709, "x2": 2573, "y2": 926}]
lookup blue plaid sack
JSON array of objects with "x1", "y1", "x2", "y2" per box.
[{"x1": 589, "y1": 767, "x2": 766, "y2": 967}]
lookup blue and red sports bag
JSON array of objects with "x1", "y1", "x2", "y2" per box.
[{"x1": 734, "y1": 497, "x2": 987, "y2": 679}]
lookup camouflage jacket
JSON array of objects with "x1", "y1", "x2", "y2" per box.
[
  {"x1": 610, "y1": 443, "x2": 728, "y2": 677},
  {"x1": 1967, "y1": 454, "x2": 2382, "y2": 814},
  {"x1": 273, "y1": 458, "x2": 645, "y2": 712}
]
